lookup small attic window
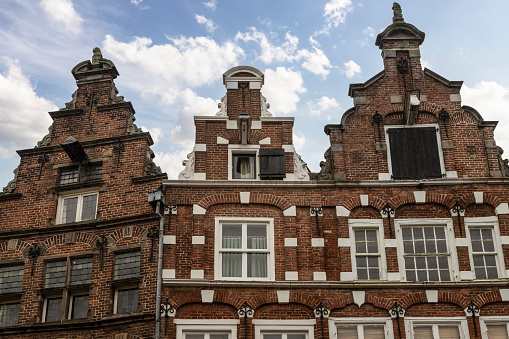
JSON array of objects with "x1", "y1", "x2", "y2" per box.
[
  {"x1": 232, "y1": 154, "x2": 256, "y2": 179},
  {"x1": 259, "y1": 149, "x2": 285, "y2": 180}
]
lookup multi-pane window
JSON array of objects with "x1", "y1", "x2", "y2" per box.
[
  {"x1": 0, "y1": 264, "x2": 24, "y2": 293},
  {"x1": 262, "y1": 333, "x2": 307, "y2": 339},
  {"x1": 485, "y1": 323, "x2": 509, "y2": 338},
  {"x1": 412, "y1": 324, "x2": 461, "y2": 338},
  {"x1": 219, "y1": 223, "x2": 270, "y2": 279},
  {"x1": 114, "y1": 251, "x2": 140, "y2": 314},
  {"x1": 354, "y1": 229, "x2": 380, "y2": 280},
  {"x1": 470, "y1": 228, "x2": 498, "y2": 279},
  {"x1": 43, "y1": 257, "x2": 92, "y2": 322},
  {"x1": 57, "y1": 192, "x2": 98, "y2": 224},
  {"x1": 0, "y1": 303, "x2": 20, "y2": 327},
  {"x1": 337, "y1": 324, "x2": 386, "y2": 338},
  {"x1": 232, "y1": 154, "x2": 256, "y2": 179},
  {"x1": 59, "y1": 162, "x2": 102, "y2": 185},
  {"x1": 184, "y1": 333, "x2": 229, "y2": 339},
  {"x1": 402, "y1": 226, "x2": 451, "y2": 282}
]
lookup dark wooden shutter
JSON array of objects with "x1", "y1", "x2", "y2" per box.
[
  {"x1": 388, "y1": 127, "x2": 442, "y2": 180},
  {"x1": 259, "y1": 149, "x2": 286, "y2": 179}
]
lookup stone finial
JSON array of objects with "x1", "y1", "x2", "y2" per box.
[
  {"x1": 92, "y1": 47, "x2": 103, "y2": 65},
  {"x1": 392, "y1": 2, "x2": 404, "y2": 23}
]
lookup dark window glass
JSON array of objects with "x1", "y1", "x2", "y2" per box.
[
  {"x1": 116, "y1": 288, "x2": 138, "y2": 313},
  {"x1": 0, "y1": 303, "x2": 20, "y2": 327},
  {"x1": 114, "y1": 251, "x2": 140, "y2": 280},
  {"x1": 44, "y1": 261, "x2": 67, "y2": 288},
  {"x1": 232, "y1": 154, "x2": 256, "y2": 179},
  {"x1": 70, "y1": 257, "x2": 93, "y2": 285},
  {"x1": 70, "y1": 295, "x2": 89, "y2": 319},
  {"x1": 60, "y1": 162, "x2": 102, "y2": 185},
  {"x1": 60, "y1": 167, "x2": 79, "y2": 185},
  {"x1": 45, "y1": 297, "x2": 62, "y2": 322},
  {"x1": 387, "y1": 127, "x2": 442, "y2": 180},
  {"x1": 83, "y1": 163, "x2": 102, "y2": 182},
  {"x1": 0, "y1": 265, "x2": 24, "y2": 293}
]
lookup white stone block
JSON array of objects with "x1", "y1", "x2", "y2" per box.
[
  {"x1": 460, "y1": 271, "x2": 474, "y2": 280},
  {"x1": 259, "y1": 137, "x2": 271, "y2": 145},
  {"x1": 496, "y1": 203, "x2": 509, "y2": 215},
  {"x1": 277, "y1": 291, "x2": 290, "y2": 304},
  {"x1": 384, "y1": 239, "x2": 397, "y2": 248},
  {"x1": 312, "y1": 238, "x2": 324, "y2": 247},
  {"x1": 226, "y1": 81, "x2": 238, "y2": 89},
  {"x1": 192, "y1": 236, "x2": 205, "y2": 245},
  {"x1": 450, "y1": 94, "x2": 461, "y2": 102},
  {"x1": 191, "y1": 270, "x2": 204, "y2": 279},
  {"x1": 226, "y1": 120, "x2": 237, "y2": 129},
  {"x1": 285, "y1": 271, "x2": 298, "y2": 281},
  {"x1": 387, "y1": 272, "x2": 401, "y2": 281},
  {"x1": 251, "y1": 121, "x2": 262, "y2": 130},
  {"x1": 217, "y1": 136, "x2": 229, "y2": 144},
  {"x1": 426, "y1": 290, "x2": 438, "y2": 303},
  {"x1": 249, "y1": 81, "x2": 261, "y2": 89},
  {"x1": 162, "y1": 269, "x2": 175, "y2": 279},
  {"x1": 337, "y1": 238, "x2": 351, "y2": 247},
  {"x1": 313, "y1": 272, "x2": 326, "y2": 281},
  {"x1": 283, "y1": 206, "x2": 296, "y2": 216},
  {"x1": 193, "y1": 204, "x2": 206, "y2": 215},
  {"x1": 474, "y1": 192, "x2": 484, "y2": 204},
  {"x1": 240, "y1": 192, "x2": 250, "y2": 204},
  {"x1": 352, "y1": 291, "x2": 365, "y2": 307},
  {"x1": 378, "y1": 173, "x2": 391, "y2": 180},
  {"x1": 455, "y1": 238, "x2": 469, "y2": 247},
  {"x1": 285, "y1": 238, "x2": 297, "y2": 247},
  {"x1": 282, "y1": 145, "x2": 294, "y2": 152},
  {"x1": 194, "y1": 173, "x2": 206, "y2": 180},
  {"x1": 445, "y1": 171, "x2": 458, "y2": 178},
  {"x1": 340, "y1": 272, "x2": 354, "y2": 281},
  {"x1": 500, "y1": 289, "x2": 509, "y2": 301},
  {"x1": 336, "y1": 206, "x2": 350, "y2": 217},
  {"x1": 194, "y1": 144, "x2": 206, "y2": 152},
  {"x1": 201, "y1": 290, "x2": 214, "y2": 303},
  {"x1": 414, "y1": 191, "x2": 426, "y2": 204},
  {"x1": 360, "y1": 195, "x2": 369, "y2": 206},
  {"x1": 501, "y1": 236, "x2": 509, "y2": 245}
]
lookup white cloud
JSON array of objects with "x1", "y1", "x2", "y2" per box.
[
  {"x1": 344, "y1": 60, "x2": 362, "y2": 78},
  {"x1": 0, "y1": 146, "x2": 12, "y2": 160},
  {"x1": 40, "y1": 0, "x2": 83, "y2": 34},
  {"x1": 293, "y1": 132, "x2": 305, "y2": 151},
  {"x1": 155, "y1": 149, "x2": 193, "y2": 180},
  {"x1": 131, "y1": 0, "x2": 143, "y2": 5},
  {"x1": 324, "y1": 0, "x2": 353, "y2": 28},
  {"x1": 102, "y1": 34, "x2": 244, "y2": 91},
  {"x1": 359, "y1": 26, "x2": 375, "y2": 47},
  {"x1": 307, "y1": 96, "x2": 340, "y2": 116},
  {"x1": 262, "y1": 67, "x2": 307, "y2": 114},
  {"x1": 202, "y1": 0, "x2": 217, "y2": 11},
  {"x1": 0, "y1": 58, "x2": 56, "y2": 151},
  {"x1": 141, "y1": 126, "x2": 163, "y2": 145},
  {"x1": 421, "y1": 59, "x2": 431, "y2": 70},
  {"x1": 195, "y1": 15, "x2": 218, "y2": 34},
  {"x1": 461, "y1": 81, "x2": 509, "y2": 156},
  {"x1": 235, "y1": 28, "x2": 332, "y2": 78}
]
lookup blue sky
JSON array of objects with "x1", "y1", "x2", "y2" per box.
[{"x1": 1, "y1": 0, "x2": 509, "y2": 184}]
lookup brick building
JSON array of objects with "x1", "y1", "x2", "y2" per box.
[
  {"x1": 160, "y1": 4, "x2": 509, "y2": 339},
  {"x1": 0, "y1": 48, "x2": 166, "y2": 338}
]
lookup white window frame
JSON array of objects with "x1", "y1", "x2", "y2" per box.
[
  {"x1": 349, "y1": 219, "x2": 388, "y2": 280},
  {"x1": 68, "y1": 292, "x2": 89, "y2": 320},
  {"x1": 254, "y1": 319, "x2": 315, "y2": 339},
  {"x1": 385, "y1": 124, "x2": 446, "y2": 180},
  {"x1": 329, "y1": 317, "x2": 394, "y2": 338},
  {"x1": 480, "y1": 316, "x2": 509, "y2": 339},
  {"x1": 228, "y1": 145, "x2": 260, "y2": 180},
  {"x1": 42, "y1": 294, "x2": 63, "y2": 323},
  {"x1": 56, "y1": 189, "x2": 99, "y2": 224},
  {"x1": 404, "y1": 317, "x2": 469, "y2": 338},
  {"x1": 395, "y1": 218, "x2": 460, "y2": 282},
  {"x1": 214, "y1": 217, "x2": 275, "y2": 281},
  {"x1": 175, "y1": 319, "x2": 239, "y2": 339},
  {"x1": 465, "y1": 216, "x2": 506, "y2": 280},
  {"x1": 113, "y1": 286, "x2": 139, "y2": 314}
]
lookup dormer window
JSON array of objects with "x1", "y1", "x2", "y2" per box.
[
  {"x1": 233, "y1": 154, "x2": 256, "y2": 179},
  {"x1": 386, "y1": 125, "x2": 444, "y2": 180}
]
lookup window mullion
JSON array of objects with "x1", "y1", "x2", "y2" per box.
[{"x1": 76, "y1": 195, "x2": 84, "y2": 222}]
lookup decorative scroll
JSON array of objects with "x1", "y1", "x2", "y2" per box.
[
  {"x1": 293, "y1": 152, "x2": 310, "y2": 181},
  {"x1": 35, "y1": 125, "x2": 53, "y2": 148},
  {"x1": 216, "y1": 95, "x2": 227, "y2": 116},
  {"x1": 317, "y1": 147, "x2": 333, "y2": 180},
  {"x1": 261, "y1": 95, "x2": 272, "y2": 117},
  {"x1": 2, "y1": 167, "x2": 19, "y2": 194},
  {"x1": 126, "y1": 111, "x2": 143, "y2": 134},
  {"x1": 144, "y1": 148, "x2": 163, "y2": 176},
  {"x1": 497, "y1": 146, "x2": 509, "y2": 177},
  {"x1": 178, "y1": 151, "x2": 195, "y2": 180}
]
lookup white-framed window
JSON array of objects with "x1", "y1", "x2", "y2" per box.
[
  {"x1": 395, "y1": 218, "x2": 459, "y2": 282},
  {"x1": 480, "y1": 316, "x2": 509, "y2": 338},
  {"x1": 175, "y1": 319, "x2": 239, "y2": 339},
  {"x1": 349, "y1": 219, "x2": 387, "y2": 280},
  {"x1": 254, "y1": 319, "x2": 315, "y2": 339},
  {"x1": 405, "y1": 317, "x2": 469, "y2": 338},
  {"x1": 329, "y1": 317, "x2": 393, "y2": 339},
  {"x1": 228, "y1": 145, "x2": 260, "y2": 180},
  {"x1": 465, "y1": 217, "x2": 505, "y2": 280},
  {"x1": 385, "y1": 124, "x2": 445, "y2": 180},
  {"x1": 42, "y1": 256, "x2": 93, "y2": 322},
  {"x1": 56, "y1": 190, "x2": 98, "y2": 224},
  {"x1": 215, "y1": 217, "x2": 274, "y2": 281},
  {"x1": 113, "y1": 250, "x2": 141, "y2": 314}
]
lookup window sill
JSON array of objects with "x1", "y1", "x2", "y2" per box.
[
  {"x1": 109, "y1": 277, "x2": 141, "y2": 288},
  {"x1": 0, "y1": 291, "x2": 23, "y2": 301}
]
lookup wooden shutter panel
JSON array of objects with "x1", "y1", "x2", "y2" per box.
[
  {"x1": 388, "y1": 127, "x2": 442, "y2": 180},
  {"x1": 259, "y1": 149, "x2": 286, "y2": 179}
]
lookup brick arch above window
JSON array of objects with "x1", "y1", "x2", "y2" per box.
[
  {"x1": 253, "y1": 302, "x2": 314, "y2": 319},
  {"x1": 464, "y1": 203, "x2": 497, "y2": 217},
  {"x1": 396, "y1": 203, "x2": 451, "y2": 219},
  {"x1": 341, "y1": 195, "x2": 385, "y2": 212},
  {"x1": 175, "y1": 302, "x2": 239, "y2": 319},
  {"x1": 196, "y1": 193, "x2": 292, "y2": 212},
  {"x1": 350, "y1": 206, "x2": 383, "y2": 219}
]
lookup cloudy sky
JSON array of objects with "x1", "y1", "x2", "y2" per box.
[{"x1": 0, "y1": 0, "x2": 509, "y2": 184}]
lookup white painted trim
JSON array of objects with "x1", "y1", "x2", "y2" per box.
[
  {"x1": 348, "y1": 219, "x2": 387, "y2": 280},
  {"x1": 214, "y1": 217, "x2": 275, "y2": 281},
  {"x1": 284, "y1": 238, "x2": 297, "y2": 247},
  {"x1": 404, "y1": 317, "x2": 469, "y2": 339},
  {"x1": 480, "y1": 316, "x2": 509, "y2": 339},
  {"x1": 283, "y1": 206, "x2": 296, "y2": 216},
  {"x1": 239, "y1": 192, "x2": 250, "y2": 204},
  {"x1": 285, "y1": 271, "x2": 298, "y2": 281},
  {"x1": 228, "y1": 144, "x2": 260, "y2": 180},
  {"x1": 217, "y1": 136, "x2": 229, "y2": 144},
  {"x1": 394, "y1": 218, "x2": 459, "y2": 282},
  {"x1": 193, "y1": 204, "x2": 206, "y2": 215},
  {"x1": 163, "y1": 235, "x2": 176, "y2": 245},
  {"x1": 311, "y1": 238, "x2": 324, "y2": 247},
  {"x1": 192, "y1": 236, "x2": 205, "y2": 245},
  {"x1": 254, "y1": 320, "x2": 315, "y2": 339},
  {"x1": 175, "y1": 319, "x2": 239, "y2": 339},
  {"x1": 336, "y1": 206, "x2": 350, "y2": 217},
  {"x1": 56, "y1": 190, "x2": 99, "y2": 224},
  {"x1": 191, "y1": 270, "x2": 204, "y2": 279},
  {"x1": 258, "y1": 137, "x2": 270, "y2": 145},
  {"x1": 329, "y1": 317, "x2": 394, "y2": 339},
  {"x1": 474, "y1": 192, "x2": 484, "y2": 204},
  {"x1": 195, "y1": 144, "x2": 206, "y2": 152}
]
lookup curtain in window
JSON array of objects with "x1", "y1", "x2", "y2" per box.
[
  {"x1": 222, "y1": 253, "x2": 241, "y2": 277},
  {"x1": 438, "y1": 326, "x2": 460, "y2": 338},
  {"x1": 222, "y1": 237, "x2": 241, "y2": 248},
  {"x1": 248, "y1": 253, "x2": 267, "y2": 277},
  {"x1": 487, "y1": 325, "x2": 509, "y2": 339},
  {"x1": 337, "y1": 326, "x2": 358, "y2": 338},
  {"x1": 413, "y1": 326, "x2": 433, "y2": 339},
  {"x1": 364, "y1": 326, "x2": 385, "y2": 339}
]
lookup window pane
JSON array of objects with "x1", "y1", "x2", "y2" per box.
[
  {"x1": 413, "y1": 326, "x2": 433, "y2": 339},
  {"x1": 62, "y1": 197, "x2": 78, "y2": 223},
  {"x1": 364, "y1": 326, "x2": 385, "y2": 339},
  {"x1": 337, "y1": 326, "x2": 358, "y2": 338},
  {"x1": 222, "y1": 253, "x2": 242, "y2": 277},
  {"x1": 438, "y1": 326, "x2": 460, "y2": 339},
  {"x1": 487, "y1": 324, "x2": 509, "y2": 339},
  {"x1": 210, "y1": 335, "x2": 229, "y2": 339},
  {"x1": 0, "y1": 265, "x2": 24, "y2": 293},
  {"x1": 247, "y1": 253, "x2": 267, "y2": 277},
  {"x1": 81, "y1": 194, "x2": 98, "y2": 221},
  {"x1": 233, "y1": 154, "x2": 255, "y2": 179},
  {"x1": 71, "y1": 295, "x2": 89, "y2": 319},
  {"x1": 60, "y1": 167, "x2": 78, "y2": 185},
  {"x1": 114, "y1": 251, "x2": 140, "y2": 280},
  {"x1": 70, "y1": 257, "x2": 93, "y2": 285},
  {"x1": 264, "y1": 335, "x2": 282, "y2": 339},
  {"x1": 45, "y1": 297, "x2": 62, "y2": 322},
  {"x1": 186, "y1": 335, "x2": 204, "y2": 339},
  {"x1": 0, "y1": 303, "x2": 20, "y2": 327},
  {"x1": 247, "y1": 225, "x2": 267, "y2": 249},
  {"x1": 222, "y1": 225, "x2": 242, "y2": 249},
  {"x1": 116, "y1": 288, "x2": 138, "y2": 313},
  {"x1": 83, "y1": 163, "x2": 102, "y2": 182},
  {"x1": 45, "y1": 260, "x2": 67, "y2": 288},
  {"x1": 287, "y1": 334, "x2": 306, "y2": 339}
]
